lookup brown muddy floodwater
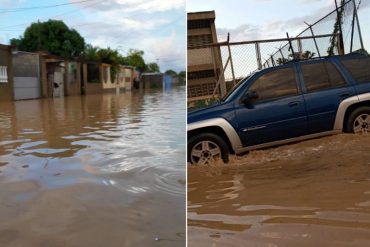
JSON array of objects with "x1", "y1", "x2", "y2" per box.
[
  {"x1": 0, "y1": 87, "x2": 185, "y2": 247},
  {"x1": 188, "y1": 134, "x2": 370, "y2": 247}
]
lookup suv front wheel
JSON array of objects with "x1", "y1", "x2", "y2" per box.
[
  {"x1": 188, "y1": 133, "x2": 229, "y2": 165},
  {"x1": 345, "y1": 106, "x2": 370, "y2": 134}
]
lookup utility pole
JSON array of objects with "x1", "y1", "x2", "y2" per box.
[{"x1": 334, "y1": 0, "x2": 345, "y2": 55}]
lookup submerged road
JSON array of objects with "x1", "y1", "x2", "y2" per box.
[{"x1": 0, "y1": 87, "x2": 186, "y2": 247}]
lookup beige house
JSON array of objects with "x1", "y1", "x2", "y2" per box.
[{"x1": 101, "y1": 63, "x2": 116, "y2": 92}]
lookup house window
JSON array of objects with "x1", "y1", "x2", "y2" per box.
[
  {"x1": 188, "y1": 34, "x2": 213, "y2": 49},
  {"x1": 87, "y1": 64, "x2": 100, "y2": 83},
  {"x1": 188, "y1": 19, "x2": 212, "y2": 29},
  {"x1": 0, "y1": 66, "x2": 8, "y2": 83}
]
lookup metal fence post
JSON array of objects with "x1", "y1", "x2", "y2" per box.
[
  {"x1": 255, "y1": 43, "x2": 262, "y2": 70},
  {"x1": 214, "y1": 44, "x2": 227, "y2": 97},
  {"x1": 353, "y1": 0, "x2": 365, "y2": 50},
  {"x1": 305, "y1": 22, "x2": 321, "y2": 57},
  {"x1": 227, "y1": 43, "x2": 236, "y2": 86},
  {"x1": 297, "y1": 38, "x2": 303, "y2": 58}
]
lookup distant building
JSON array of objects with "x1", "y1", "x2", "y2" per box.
[
  {"x1": 0, "y1": 44, "x2": 14, "y2": 101},
  {"x1": 141, "y1": 72, "x2": 164, "y2": 89},
  {"x1": 140, "y1": 72, "x2": 175, "y2": 90},
  {"x1": 187, "y1": 11, "x2": 224, "y2": 101}
]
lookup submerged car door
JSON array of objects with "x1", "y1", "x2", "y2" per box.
[
  {"x1": 299, "y1": 60, "x2": 356, "y2": 134},
  {"x1": 235, "y1": 65, "x2": 308, "y2": 147}
]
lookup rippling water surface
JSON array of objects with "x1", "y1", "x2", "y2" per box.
[
  {"x1": 0, "y1": 87, "x2": 185, "y2": 247},
  {"x1": 188, "y1": 134, "x2": 370, "y2": 247}
]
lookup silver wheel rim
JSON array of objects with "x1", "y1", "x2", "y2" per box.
[
  {"x1": 191, "y1": 140, "x2": 221, "y2": 165},
  {"x1": 353, "y1": 114, "x2": 370, "y2": 134}
]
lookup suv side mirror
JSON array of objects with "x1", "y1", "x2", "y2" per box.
[{"x1": 241, "y1": 91, "x2": 258, "y2": 104}]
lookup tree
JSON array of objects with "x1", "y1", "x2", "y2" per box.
[
  {"x1": 145, "y1": 62, "x2": 160, "y2": 72},
  {"x1": 288, "y1": 50, "x2": 315, "y2": 60},
  {"x1": 328, "y1": 0, "x2": 346, "y2": 56},
  {"x1": 82, "y1": 44, "x2": 99, "y2": 61},
  {"x1": 96, "y1": 47, "x2": 120, "y2": 65},
  {"x1": 164, "y1": 69, "x2": 178, "y2": 77},
  {"x1": 126, "y1": 49, "x2": 146, "y2": 72},
  {"x1": 12, "y1": 20, "x2": 85, "y2": 58},
  {"x1": 178, "y1": 71, "x2": 185, "y2": 79},
  {"x1": 276, "y1": 57, "x2": 289, "y2": 65},
  {"x1": 178, "y1": 70, "x2": 185, "y2": 83}
]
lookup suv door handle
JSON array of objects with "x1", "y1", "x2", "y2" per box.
[{"x1": 288, "y1": 101, "x2": 300, "y2": 107}]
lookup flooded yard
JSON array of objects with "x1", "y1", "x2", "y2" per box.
[
  {"x1": 188, "y1": 134, "x2": 370, "y2": 247},
  {"x1": 0, "y1": 87, "x2": 185, "y2": 247}
]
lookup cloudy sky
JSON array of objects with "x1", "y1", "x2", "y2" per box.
[
  {"x1": 188, "y1": 0, "x2": 370, "y2": 78},
  {"x1": 0, "y1": 0, "x2": 186, "y2": 72},
  {"x1": 187, "y1": 0, "x2": 370, "y2": 47}
]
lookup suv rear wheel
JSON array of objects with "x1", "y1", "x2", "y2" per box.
[
  {"x1": 188, "y1": 133, "x2": 229, "y2": 165},
  {"x1": 345, "y1": 106, "x2": 370, "y2": 134}
]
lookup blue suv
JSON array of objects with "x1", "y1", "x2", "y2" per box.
[{"x1": 188, "y1": 54, "x2": 370, "y2": 165}]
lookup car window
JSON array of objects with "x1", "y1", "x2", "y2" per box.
[
  {"x1": 341, "y1": 57, "x2": 370, "y2": 83},
  {"x1": 301, "y1": 61, "x2": 345, "y2": 92},
  {"x1": 249, "y1": 67, "x2": 298, "y2": 101}
]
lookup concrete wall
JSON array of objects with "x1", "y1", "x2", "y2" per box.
[
  {"x1": 65, "y1": 61, "x2": 81, "y2": 96},
  {"x1": 40, "y1": 57, "x2": 48, "y2": 98},
  {"x1": 116, "y1": 68, "x2": 125, "y2": 90},
  {"x1": 101, "y1": 65, "x2": 116, "y2": 92},
  {"x1": 0, "y1": 45, "x2": 14, "y2": 101},
  {"x1": 83, "y1": 63, "x2": 103, "y2": 94},
  {"x1": 142, "y1": 74, "x2": 164, "y2": 89}
]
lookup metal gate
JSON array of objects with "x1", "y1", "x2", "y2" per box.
[{"x1": 12, "y1": 52, "x2": 41, "y2": 100}]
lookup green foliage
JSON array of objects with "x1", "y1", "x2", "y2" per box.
[
  {"x1": 178, "y1": 71, "x2": 185, "y2": 78},
  {"x1": 284, "y1": 50, "x2": 316, "y2": 62},
  {"x1": 10, "y1": 38, "x2": 21, "y2": 47},
  {"x1": 276, "y1": 57, "x2": 289, "y2": 65},
  {"x1": 82, "y1": 44, "x2": 100, "y2": 61},
  {"x1": 14, "y1": 20, "x2": 85, "y2": 58},
  {"x1": 82, "y1": 46, "x2": 122, "y2": 81},
  {"x1": 96, "y1": 47, "x2": 120, "y2": 64},
  {"x1": 178, "y1": 70, "x2": 186, "y2": 83},
  {"x1": 145, "y1": 62, "x2": 160, "y2": 72},
  {"x1": 328, "y1": 0, "x2": 346, "y2": 56},
  {"x1": 125, "y1": 49, "x2": 146, "y2": 72},
  {"x1": 164, "y1": 69, "x2": 177, "y2": 77},
  {"x1": 110, "y1": 66, "x2": 118, "y2": 83}
]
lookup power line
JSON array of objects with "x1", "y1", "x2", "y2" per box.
[
  {"x1": 0, "y1": 0, "x2": 100, "y2": 30},
  {"x1": 0, "y1": 0, "x2": 97, "y2": 14}
]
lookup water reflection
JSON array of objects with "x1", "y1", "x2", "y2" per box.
[{"x1": 0, "y1": 87, "x2": 185, "y2": 246}]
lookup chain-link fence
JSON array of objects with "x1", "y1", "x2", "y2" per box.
[{"x1": 187, "y1": 0, "x2": 365, "y2": 110}]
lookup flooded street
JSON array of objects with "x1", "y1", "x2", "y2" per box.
[
  {"x1": 188, "y1": 134, "x2": 370, "y2": 247},
  {"x1": 0, "y1": 87, "x2": 185, "y2": 247}
]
